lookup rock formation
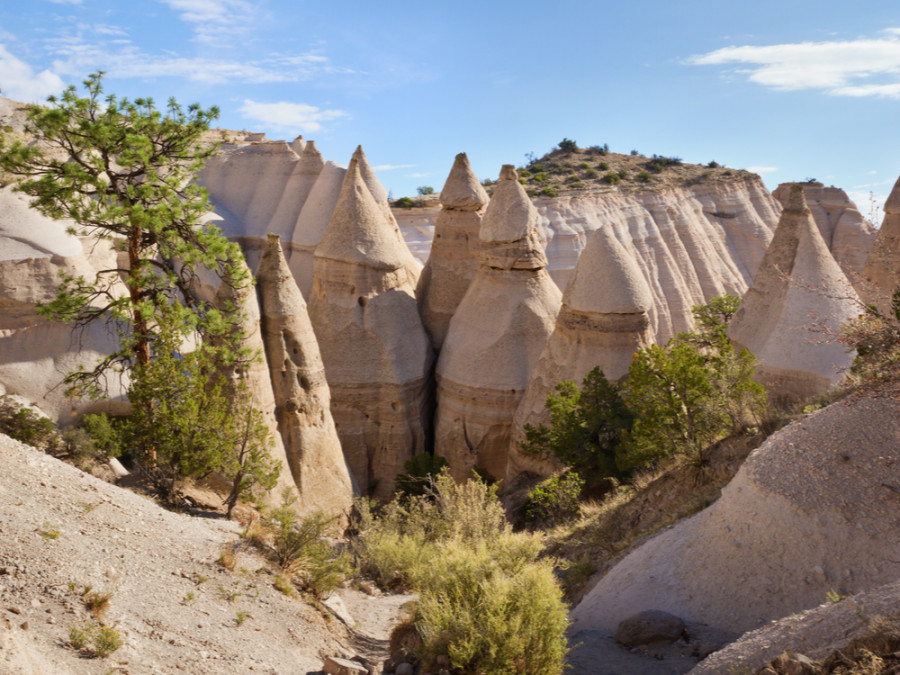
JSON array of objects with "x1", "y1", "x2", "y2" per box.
[
  {"x1": 506, "y1": 226, "x2": 653, "y2": 480},
  {"x1": 570, "y1": 386, "x2": 900, "y2": 636},
  {"x1": 395, "y1": 175, "x2": 778, "y2": 344},
  {"x1": 416, "y1": 153, "x2": 490, "y2": 350},
  {"x1": 308, "y1": 159, "x2": 432, "y2": 500},
  {"x1": 860, "y1": 174, "x2": 900, "y2": 310},
  {"x1": 212, "y1": 258, "x2": 303, "y2": 510},
  {"x1": 256, "y1": 234, "x2": 354, "y2": 516},
  {"x1": 728, "y1": 185, "x2": 860, "y2": 403},
  {"x1": 0, "y1": 186, "x2": 127, "y2": 423},
  {"x1": 435, "y1": 165, "x2": 562, "y2": 482},
  {"x1": 772, "y1": 181, "x2": 876, "y2": 281}
]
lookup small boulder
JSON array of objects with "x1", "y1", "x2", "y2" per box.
[
  {"x1": 770, "y1": 651, "x2": 819, "y2": 675},
  {"x1": 615, "y1": 610, "x2": 685, "y2": 647},
  {"x1": 323, "y1": 656, "x2": 369, "y2": 675}
]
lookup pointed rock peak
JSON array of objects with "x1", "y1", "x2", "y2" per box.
[
  {"x1": 784, "y1": 184, "x2": 811, "y2": 215},
  {"x1": 440, "y1": 153, "x2": 489, "y2": 211},
  {"x1": 567, "y1": 228, "x2": 652, "y2": 315},
  {"x1": 258, "y1": 233, "x2": 307, "y2": 310},
  {"x1": 290, "y1": 134, "x2": 306, "y2": 154},
  {"x1": 315, "y1": 158, "x2": 408, "y2": 269},
  {"x1": 352, "y1": 145, "x2": 389, "y2": 204},
  {"x1": 298, "y1": 140, "x2": 325, "y2": 173},
  {"x1": 481, "y1": 164, "x2": 538, "y2": 243},
  {"x1": 884, "y1": 175, "x2": 900, "y2": 215}
]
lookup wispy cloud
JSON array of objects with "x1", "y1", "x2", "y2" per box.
[
  {"x1": 687, "y1": 29, "x2": 900, "y2": 99},
  {"x1": 47, "y1": 0, "x2": 83, "y2": 5},
  {"x1": 238, "y1": 99, "x2": 349, "y2": 134},
  {"x1": 374, "y1": 164, "x2": 415, "y2": 171},
  {"x1": 0, "y1": 44, "x2": 66, "y2": 102},
  {"x1": 156, "y1": 0, "x2": 256, "y2": 44},
  {"x1": 746, "y1": 165, "x2": 778, "y2": 174},
  {"x1": 407, "y1": 172, "x2": 429, "y2": 178}
]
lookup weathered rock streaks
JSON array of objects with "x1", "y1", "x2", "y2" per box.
[
  {"x1": 435, "y1": 166, "x2": 561, "y2": 482},
  {"x1": 861, "y1": 174, "x2": 900, "y2": 309},
  {"x1": 416, "y1": 153, "x2": 489, "y2": 350},
  {"x1": 309, "y1": 159, "x2": 432, "y2": 500},
  {"x1": 256, "y1": 235, "x2": 354, "y2": 517},
  {"x1": 728, "y1": 185, "x2": 860, "y2": 403}
]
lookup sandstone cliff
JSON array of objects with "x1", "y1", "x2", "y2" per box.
[
  {"x1": 415, "y1": 153, "x2": 489, "y2": 351},
  {"x1": 728, "y1": 185, "x2": 860, "y2": 404},
  {"x1": 570, "y1": 385, "x2": 900, "y2": 636},
  {"x1": 435, "y1": 166, "x2": 562, "y2": 482},
  {"x1": 772, "y1": 181, "x2": 876, "y2": 282},
  {"x1": 309, "y1": 158, "x2": 432, "y2": 500},
  {"x1": 256, "y1": 235, "x2": 355, "y2": 516},
  {"x1": 861, "y1": 174, "x2": 900, "y2": 310},
  {"x1": 506, "y1": 226, "x2": 654, "y2": 480}
]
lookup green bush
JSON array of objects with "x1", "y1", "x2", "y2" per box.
[
  {"x1": 707, "y1": 160, "x2": 720, "y2": 168},
  {"x1": 635, "y1": 170, "x2": 652, "y2": 183},
  {"x1": 630, "y1": 149, "x2": 640, "y2": 156},
  {"x1": 395, "y1": 452, "x2": 449, "y2": 501},
  {"x1": 558, "y1": 138, "x2": 578, "y2": 153},
  {"x1": 597, "y1": 161, "x2": 609, "y2": 171},
  {"x1": 541, "y1": 187, "x2": 558, "y2": 197},
  {"x1": 602, "y1": 172, "x2": 621, "y2": 185},
  {"x1": 578, "y1": 162, "x2": 591, "y2": 170},
  {"x1": 416, "y1": 185, "x2": 435, "y2": 196},
  {"x1": 525, "y1": 471, "x2": 585, "y2": 526},
  {"x1": 0, "y1": 395, "x2": 59, "y2": 452},
  {"x1": 584, "y1": 167, "x2": 599, "y2": 179},
  {"x1": 354, "y1": 471, "x2": 569, "y2": 673},
  {"x1": 532, "y1": 172, "x2": 549, "y2": 185},
  {"x1": 393, "y1": 196, "x2": 415, "y2": 208},
  {"x1": 530, "y1": 163, "x2": 544, "y2": 173},
  {"x1": 568, "y1": 180, "x2": 584, "y2": 189}
]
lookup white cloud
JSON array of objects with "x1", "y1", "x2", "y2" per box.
[
  {"x1": 407, "y1": 172, "x2": 429, "y2": 178},
  {"x1": 746, "y1": 165, "x2": 778, "y2": 174},
  {"x1": 374, "y1": 164, "x2": 415, "y2": 171},
  {"x1": 238, "y1": 100, "x2": 349, "y2": 134},
  {"x1": 47, "y1": 0, "x2": 83, "y2": 5},
  {"x1": 687, "y1": 29, "x2": 900, "y2": 98},
  {"x1": 157, "y1": 0, "x2": 256, "y2": 44},
  {"x1": 0, "y1": 44, "x2": 66, "y2": 102}
]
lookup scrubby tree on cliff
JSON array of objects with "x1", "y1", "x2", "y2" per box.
[
  {"x1": 0, "y1": 72, "x2": 277, "y2": 506},
  {"x1": 0, "y1": 70, "x2": 240, "y2": 392}
]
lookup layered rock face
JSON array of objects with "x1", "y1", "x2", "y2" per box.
[
  {"x1": 435, "y1": 166, "x2": 562, "y2": 482},
  {"x1": 506, "y1": 226, "x2": 653, "y2": 480},
  {"x1": 256, "y1": 235, "x2": 354, "y2": 516},
  {"x1": 570, "y1": 386, "x2": 900, "y2": 635},
  {"x1": 728, "y1": 185, "x2": 860, "y2": 404},
  {"x1": 772, "y1": 181, "x2": 876, "y2": 281},
  {"x1": 396, "y1": 176, "x2": 778, "y2": 344},
  {"x1": 212, "y1": 259, "x2": 302, "y2": 510},
  {"x1": 308, "y1": 159, "x2": 432, "y2": 500},
  {"x1": 861, "y1": 175, "x2": 900, "y2": 310},
  {"x1": 0, "y1": 186, "x2": 127, "y2": 423},
  {"x1": 416, "y1": 153, "x2": 489, "y2": 350}
]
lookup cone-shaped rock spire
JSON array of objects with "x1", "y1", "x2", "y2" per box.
[
  {"x1": 416, "y1": 153, "x2": 489, "y2": 350},
  {"x1": 256, "y1": 235, "x2": 354, "y2": 516},
  {"x1": 728, "y1": 185, "x2": 860, "y2": 404},
  {"x1": 435, "y1": 164, "x2": 562, "y2": 482},
  {"x1": 507, "y1": 227, "x2": 654, "y2": 480},
  {"x1": 309, "y1": 159, "x2": 433, "y2": 500},
  {"x1": 266, "y1": 141, "x2": 326, "y2": 261},
  {"x1": 213, "y1": 258, "x2": 302, "y2": 510},
  {"x1": 861, "y1": 174, "x2": 900, "y2": 310}
]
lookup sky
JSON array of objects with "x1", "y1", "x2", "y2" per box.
[{"x1": 1, "y1": 0, "x2": 899, "y2": 221}]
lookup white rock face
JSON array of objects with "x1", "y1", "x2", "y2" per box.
[
  {"x1": 506, "y1": 226, "x2": 654, "y2": 480},
  {"x1": 570, "y1": 388, "x2": 900, "y2": 635},
  {"x1": 728, "y1": 185, "x2": 860, "y2": 404},
  {"x1": 309, "y1": 159, "x2": 432, "y2": 500},
  {"x1": 416, "y1": 153, "x2": 489, "y2": 351},
  {"x1": 396, "y1": 176, "x2": 778, "y2": 344},
  {"x1": 212, "y1": 259, "x2": 303, "y2": 511},
  {"x1": 0, "y1": 187, "x2": 128, "y2": 423},
  {"x1": 256, "y1": 235, "x2": 355, "y2": 516},
  {"x1": 435, "y1": 166, "x2": 562, "y2": 482},
  {"x1": 861, "y1": 174, "x2": 900, "y2": 310},
  {"x1": 772, "y1": 181, "x2": 876, "y2": 282}
]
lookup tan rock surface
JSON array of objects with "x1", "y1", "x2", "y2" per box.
[
  {"x1": 309, "y1": 159, "x2": 432, "y2": 500},
  {"x1": 728, "y1": 185, "x2": 860, "y2": 403},
  {"x1": 416, "y1": 153, "x2": 489, "y2": 350},
  {"x1": 772, "y1": 181, "x2": 876, "y2": 282},
  {"x1": 571, "y1": 386, "x2": 900, "y2": 637},
  {"x1": 861, "y1": 174, "x2": 900, "y2": 310},
  {"x1": 435, "y1": 166, "x2": 562, "y2": 482},
  {"x1": 212, "y1": 259, "x2": 303, "y2": 510},
  {"x1": 256, "y1": 235, "x2": 354, "y2": 516},
  {"x1": 507, "y1": 226, "x2": 654, "y2": 480}
]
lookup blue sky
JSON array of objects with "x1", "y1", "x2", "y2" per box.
[{"x1": 1, "y1": 0, "x2": 899, "y2": 218}]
